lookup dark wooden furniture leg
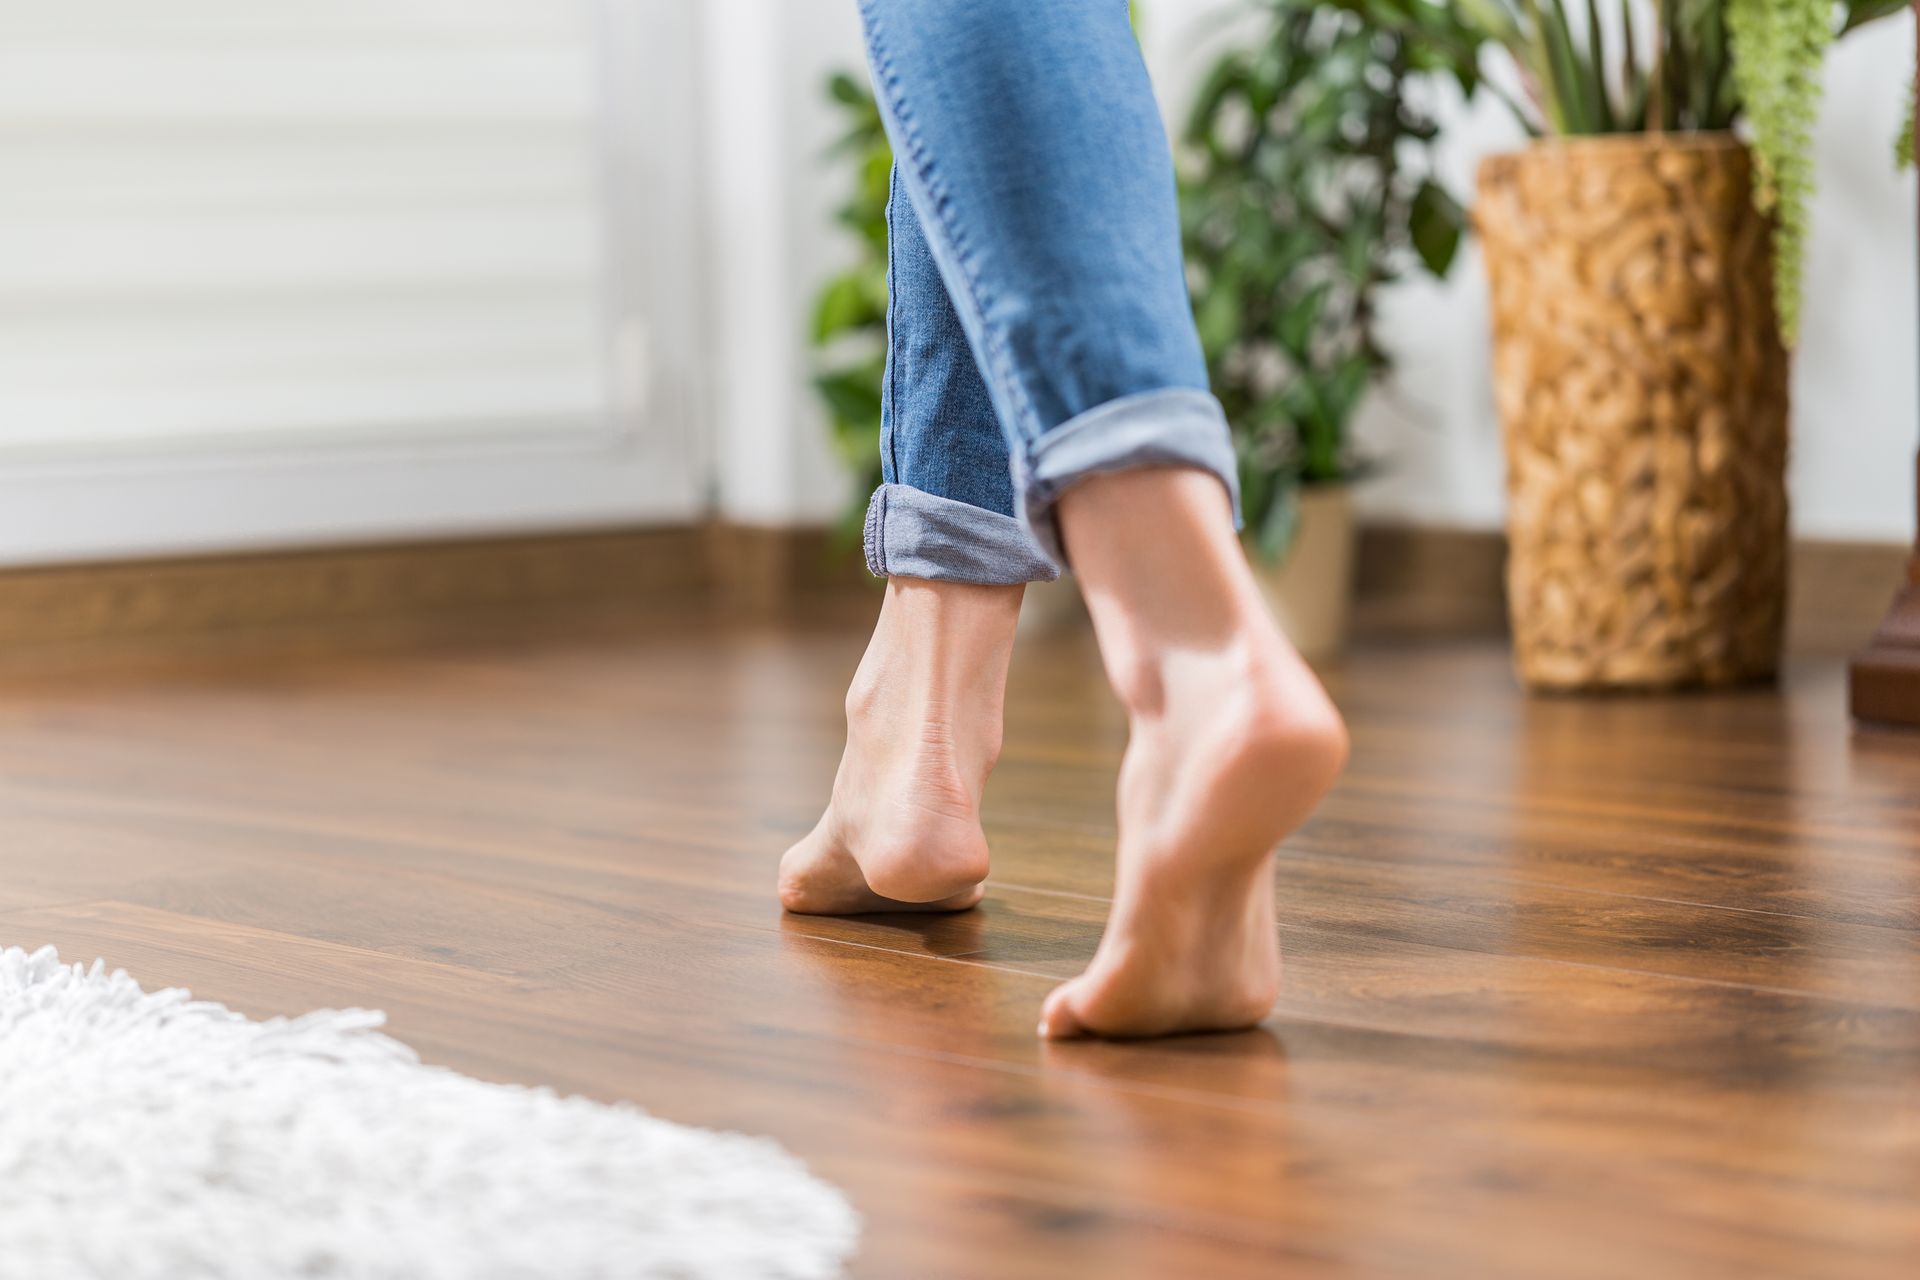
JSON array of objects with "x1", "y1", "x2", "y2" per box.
[
  {"x1": 1849, "y1": 458, "x2": 1920, "y2": 726},
  {"x1": 1849, "y1": 11, "x2": 1920, "y2": 728}
]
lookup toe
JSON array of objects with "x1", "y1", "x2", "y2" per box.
[
  {"x1": 1037, "y1": 980, "x2": 1090, "y2": 1039},
  {"x1": 777, "y1": 821, "x2": 855, "y2": 914}
]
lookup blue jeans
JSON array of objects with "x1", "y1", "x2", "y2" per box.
[{"x1": 857, "y1": 0, "x2": 1240, "y2": 586}]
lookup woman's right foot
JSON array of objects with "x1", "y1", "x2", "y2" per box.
[
  {"x1": 1036, "y1": 631, "x2": 1346, "y2": 1037},
  {"x1": 1037, "y1": 467, "x2": 1349, "y2": 1039},
  {"x1": 778, "y1": 578, "x2": 1022, "y2": 915}
]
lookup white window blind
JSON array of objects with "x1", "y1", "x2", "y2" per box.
[
  {"x1": 0, "y1": 0, "x2": 705, "y2": 565},
  {"x1": 0, "y1": 0, "x2": 614, "y2": 455}
]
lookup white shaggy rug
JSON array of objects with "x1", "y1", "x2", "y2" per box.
[{"x1": 0, "y1": 946, "x2": 858, "y2": 1280}]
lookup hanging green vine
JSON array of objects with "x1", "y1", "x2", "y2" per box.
[{"x1": 1725, "y1": 0, "x2": 1833, "y2": 344}]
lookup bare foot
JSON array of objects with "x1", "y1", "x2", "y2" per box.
[
  {"x1": 1037, "y1": 468, "x2": 1348, "y2": 1039},
  {"x1": 779, "y1": 578, "x2": 1022, "y2": 914}
]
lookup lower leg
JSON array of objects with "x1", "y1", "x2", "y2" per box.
[
  {"x1": 1038, "y1": 467, "x2": 1349, "y2": 1039},
  {"x1": 782, "y1": 172, "x2": 1045, "y2": 917},
  {"x1": 779, "y1": 577, "x2": 1021, "y2": 913}
]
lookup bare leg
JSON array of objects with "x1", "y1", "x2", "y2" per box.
[
  {"x1": 778, "y1": 578, "x2": 1021, "y2": 914},
  {"x1": 1038, "y1": 468, "x2": 1348, "y2": 1039}
]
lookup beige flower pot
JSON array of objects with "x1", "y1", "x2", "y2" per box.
[
  {"x1": 1248, "y1": 485, "x2": 1356, "y2": 661},
  {"x1": 1476, "y1": 135, "x2": 1789, "y2": 691}
]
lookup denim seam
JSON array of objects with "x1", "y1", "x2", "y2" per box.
[
  {"x1": 857, "y1": 4, "x2": 1045, "y2": 462},
  {"x1": 862, "y1": 485, "x2": 887, "y2": 578},
  {"x1": 880, "y1": 171, "x2": 901, "y2": 484}
]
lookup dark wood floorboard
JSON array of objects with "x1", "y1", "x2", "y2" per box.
[{"x1": 0, "y1": 614, "x2": 1916, "y2": 1278}]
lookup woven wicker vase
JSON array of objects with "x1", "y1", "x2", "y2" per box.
[{"x1": 1476, "y1": 135, "x2": 1789, "y2": 691}]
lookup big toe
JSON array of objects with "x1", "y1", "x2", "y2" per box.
[
  {"x1": 777, "y1": 825, "x2": 857, "y2": 914},
  {"x1": 1037, "y1": 979, "x2": 1093, "y2": 1040}
]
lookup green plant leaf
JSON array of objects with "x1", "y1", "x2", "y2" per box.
[
  {"x1": 1540, "y1": 0, "x2": 1597, "y2": 132},
  {"x1": 1409, "y1": 178, "x2": 1465, "y2": 276},
  {"x1": 1583, "y1": 0, "x2": 1615, "y2": 131},
  {"x1": 1899, "y1": 74, "x2": 1917, "y2": 169},
  {"x1": 1840, "y1": 0, "x2": 1908, "y2": 35},
  {"x1": 1726, "y1": 0, "x2": 1834, "y2": 343},
  {"x1": 1323, "y1": 353, "x2": 1375, "y2": 430},
  {"x1": 814, "y1": 368, "x2": 883, "y2": 431},
  {"x1": 826, "y1": 72, "x2": 869, "y2": 107},
  {"x1": 1195, "y1": 267, "x2": 1245, "y2": 359},
  {"x1": 1184, "y1": 54, "x2": 1250, "y2": 147},
  {"x1": 1254, "y1": 475, "x2": 1301, "y2": 563},
  {"x1": 1277, "y1": 281, "x2": 1333, "y2": 361},
  {"x1": 812, "y1": 274, "x2": 876, "y2": 342}
]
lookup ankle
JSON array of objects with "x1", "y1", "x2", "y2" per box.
[
  {"x1": 1115, "y1": 636, "x2": 1346, "y2": 767},
  {"x1": 1096, "y1": 597, "x2": 1348, "y2": 803},
  {"x1": 882, "y1": 577, "x2": 1024, "y2": 635},
  {"x1": 846, "y1": 578, "x2": 1022, "y2": 716},
  {"x1": 1057, "y1": 468, "x2": 1253, "y2": 627},
  {"x1": 1059, "y1": 469, "x2": 1277, "y2": 678}
]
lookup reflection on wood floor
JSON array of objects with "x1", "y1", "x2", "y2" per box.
[{"x1": 1, "y1": 608, "x2": 1916, "y2": 1278}]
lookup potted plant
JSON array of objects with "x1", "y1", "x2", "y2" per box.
[
  {"x1": 1398, "y1": 0, "x2": 1908, "y2": 689},
  {"x1": 1180, "y1": 0, "x2": 1476, "y2": 658}
]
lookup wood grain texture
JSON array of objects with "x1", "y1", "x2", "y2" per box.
[
  {"x1": 0, "y1": 524, "x2": 871, "y2": 674},
  {"x1": 0, "y1": 613, "x2": 1915, "y2": 1278},
  {"x1": 0, "y1": 527, "x2": 706, "y2": 668}
]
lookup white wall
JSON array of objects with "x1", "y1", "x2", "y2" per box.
[
  {"x1": 1787, "y1": 19, "x2": 1918, "y2": 539},
  {"x1": 746, "y1": 0, "x2": 1917, "y2": 541},
  {"x1": 698, "y1": 0, "x2": 861, "y2": 526}
]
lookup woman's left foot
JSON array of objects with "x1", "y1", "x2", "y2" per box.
[{"x1": 778, "y1": 578, "x2": 1022, "y2": 915}]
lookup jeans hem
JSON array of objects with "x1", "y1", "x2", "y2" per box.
[
  {"x1": 862, "y1": 483, "x2": 1060, "y2": 586},
  {"x1": 1017, "y1": 388, "x2": 1242, "y2": 568}
]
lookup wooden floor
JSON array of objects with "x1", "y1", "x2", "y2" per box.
[{"x1": 3, "y1": 606, "x2": 1918, "y2": 1278}]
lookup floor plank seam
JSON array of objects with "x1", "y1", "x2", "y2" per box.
[
  {"x1": 783, "y1": 913, "x2": 1920, "y2": 1018},
  {"x1": 1276, "y1": 846, "x2": 1920, "y2": 933}
]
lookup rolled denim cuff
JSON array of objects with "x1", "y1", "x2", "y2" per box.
[
  {"x1": 1016, "y1": 388, "x2": 1242, "y2": 569},
  {"x1": 863, "y1": 483, "x2": 1060, "y2": 586}
]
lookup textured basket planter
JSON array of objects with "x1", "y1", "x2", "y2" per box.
[
  {"x1": 1248, "y1": 484, "x2": 1356, "y2": 661},
  {"x1": 1476, "y1": 134, "x2": 1789, "y2": 691}
]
